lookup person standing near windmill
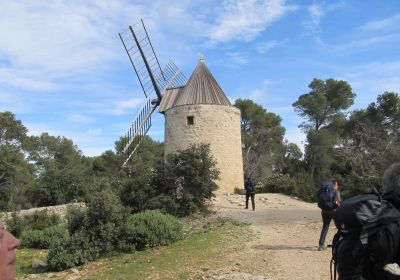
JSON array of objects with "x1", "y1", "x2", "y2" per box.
[{"x1": 244, "y1": 176, "x2": 256, "y2": 211}]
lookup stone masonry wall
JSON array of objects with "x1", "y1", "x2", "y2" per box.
[
  {"x1": 164, "y1": 104, "x2": 244, "y2": 194},
  {"x1": 0, "y1": 202, "x2": 86, "y2": 226}
]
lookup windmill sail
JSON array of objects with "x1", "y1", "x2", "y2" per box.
[{"x1": 119, "y1": 20, "x2": 187, "y2": 167}]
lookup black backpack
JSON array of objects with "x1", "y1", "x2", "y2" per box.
[
  {"x1": 318, "y1": 181, "x2": 335, "y2": 211},
  {"x1": 331, "y1": 193, "x2": 400, "y2": 280}
]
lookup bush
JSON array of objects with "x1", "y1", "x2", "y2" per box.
[
  {"x1": 258, "y1": 174, "x2": 295, "y2": 195},
  {"x1": 48, "y1": 183, "x2": 134, "y2": 271},
  {"x1": 128, "y1": 210, "x2": 183, "y2": 250},
  {"x1": 47, "y1": 231, "x2": 93, "y2": 271},
  {"x1": 5, "y1": 210, "x2": 61, "y2": 238},
  {"x1": 66, "y1": 205, "x2": 87, "y2": 234},
  {"x1": 5, "y1": 212, "x2": 25, "y2": 237},
  {"x1": 163, "y1": 144, "x2": 220, "y2": 216},
  {"x1": 292, "y1": 172, "x2": 318, "y2": 202},
  {"x1": 21, "y1": 224, "x2": 68, "y2": 249}
]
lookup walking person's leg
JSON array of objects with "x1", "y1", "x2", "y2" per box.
[
  {"x1": 245, "y1": 193, "x2": 249, "y2": 209},
  {"x1": 251, "y1": 193, "x2": 255, "y2": 211},
  {"x1": 318, "y1": 211, "x2": 332, "y2": 250}
]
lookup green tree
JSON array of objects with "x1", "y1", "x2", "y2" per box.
[
  {"x1": 0, "y1": 112, "x2": 34, "y2": 210},
  {"x1": 163, "y1": 144, "x2": 219, "y2": 216},
  {"x1": 283, "y1": 142, "x2": 304, "y2": 176},
  {"x1": 334, "y1": 91, "x2": 400, "y2": 197},
  {"x1": 292, "y1": 79, "x2": 356, "y2": 179},
  {"x1": 234, "y1": 99, "x2": 286, "y2": 182},
  {"x1": 27, "y1": 133, "x2": 90, "y2": 206}
]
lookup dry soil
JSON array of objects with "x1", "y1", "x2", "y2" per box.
[{"x1": 208, "y1": 193, "x2": 336, "y2": 280}]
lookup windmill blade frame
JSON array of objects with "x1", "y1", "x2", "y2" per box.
[{"x1": 119, "y1": 19, "x2": 187, "y2": 167}]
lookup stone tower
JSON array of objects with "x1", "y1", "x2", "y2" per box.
[{"x1": 158, "y1": 60, "x2": 244, "y2": 194}]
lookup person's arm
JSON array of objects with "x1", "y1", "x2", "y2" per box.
[{"x1": 335, "y1": 190, "x2": 342, "y2": 204}]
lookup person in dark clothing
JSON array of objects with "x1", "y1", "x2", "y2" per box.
[
  {"x1": 367, "y1": 163, "x2": 400, "y2": 277},
  {"x1": 318, "y1": 179, "x2": 341, "y2": 251},
  {"x1": 334, "y1": 162, "x2": 400, "y2": 279},
  {"x1": 244, "y1": 177, "x2": 256, "y2": 211}
]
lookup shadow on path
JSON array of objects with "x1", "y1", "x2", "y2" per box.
[{"x1": 253, "y1": 244, "x2": 317, "y2": 252}]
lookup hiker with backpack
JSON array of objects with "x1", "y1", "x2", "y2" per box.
[
  {"x1": 332, "y1": 162, "x2": 400, "y2": 280},
  {"x1": 244, "y1": 176, "x2": 256, "y2": 211},
  {"x1": 318, "y1": 179, "x2": 341, "y2": 251}
]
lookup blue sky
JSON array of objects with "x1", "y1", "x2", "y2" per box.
[{"x1": 1, "y1": 0, "x2": 399, "y2": 156}]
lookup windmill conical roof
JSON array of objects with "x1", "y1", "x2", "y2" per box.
[
  {"x1": 158, "y1": 60, "x2": 232, "y2": 113},
  {"x1": 173, "y1": 59, "x2": 231, "y2": 107}
]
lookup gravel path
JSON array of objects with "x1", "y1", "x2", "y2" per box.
[{"x1": 210, "y1": 193, "x2": 336, "y2": 280}]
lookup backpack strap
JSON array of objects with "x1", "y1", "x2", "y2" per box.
[{"x1": 360, "y1": 228, "x2": 368, "y2": 245}]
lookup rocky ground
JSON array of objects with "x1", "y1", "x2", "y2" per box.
[{"x1": 205, "y1": 193, "x2": 336, "y2": 280}]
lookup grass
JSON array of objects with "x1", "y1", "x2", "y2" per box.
[
  {"x1": 16, "y1": 218, "x2": 252, "y2": 280},
  {"x1": 17, "y1": 248, "x2": 48, "y2": 276}
]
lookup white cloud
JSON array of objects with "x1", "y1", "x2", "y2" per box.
[
  {"x1": 112, "y1": 98, "x2": 145, "y2": 115},
  {"x1": 339, "y1": 60, "x2": 400, "y2": 107},
  {"x1": 0, "y1": 68, "x2": 57, "y2": 91},
  {"x1": 0, "y1": 0, "x2": 144, "y2": 90},
  {"x1": 249, "y1": 89, "x2": 264, "y2": 99},
  {"x1": 302, "y1": 2, "x2": 345, "y2": 36},
  {"x1": 256, "y1": 40, "x2": 279, "y2": 54},
  {"x1": 67, "y1": 113, "x2": 94, "y2": 124},
  {"x1": 208, "y1": 0, "x2": 296, "y2": 43},
  {"x1": 0, "y1": 90, "x2": 31, "y2": 113},
  {"x1": 359, "y1": 13, "x2": 400, "y2": 32},
  {"x1": 87, "y1": 128, "x2": 102, "y2": 136},
  {"x1": 227, "y1": 52, "x2": 249, "y2": 65},
  {"x1": 327, "y1": 34, "x2": 398, "y2": 53}
]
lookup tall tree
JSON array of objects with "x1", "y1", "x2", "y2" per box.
[
  {"x1": 292, "y1": 79, "x2": 356, "y2": 178},
  {"x1": 27, "y1": 133, "x2": 90, "y2": 206},
  {"x1": 0, "y1": 112, "x2": 34, "y2": 210},
  {"x1": 283, "y1": 142, "x2": 304, "y2": 176},
  {"x1": 335, "y1": 91, "x2": 400, "y2": 196},
  {"x1": 234, "y1": 99, "x2": 286, "y2": 182}
]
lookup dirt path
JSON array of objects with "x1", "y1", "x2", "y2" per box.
[{"x1": 211, "y1": 193, "x2": 336, "y2": 280}]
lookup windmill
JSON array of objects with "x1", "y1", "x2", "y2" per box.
[
  {"x1": 119, "y1": 20, "x2": 244, "y2": 194},
  {"x1": 119, "y1": 19, "x2": 187, "y2": 167}
]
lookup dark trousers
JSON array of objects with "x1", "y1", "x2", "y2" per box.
[
  {"x1": 245, "y1": 193, "x2": 255, "y2": 210},
  {"x1": 319, "y1": 210, "x2": 333, "y2": 246}
]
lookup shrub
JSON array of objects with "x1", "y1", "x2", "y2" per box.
[
  {"x1": 47, "y1": 231, "x2": 92, "y2": 271},
  {"x1": 5, "y1": 212, "x2": 24, "y2": 237},
  {"x1": 21, "y1": 224, "x2": 68, "y2": 249},
  {"x1": 163, "y1": 144, "x2": 220, "y2": 216},
  {"x1": 47, "y1": 183, "x2": 134, "y2": 272},
  {"x1": 66, "y1": 205, "x2": 87, "y2": 234},
  {"x1": 292, "y1": 172, "x2": 318, "y2": 202},
  {"x1": 258, "y1": 174, "x2": 295, "y2": 195},
  {"x1": 27, "y1": 210, "x2": 61, "y2": 230},
  {"x1": 119, "y1": 170, "x2": 159, "y2": 213},
  {"x1": 5, "y1": 210, "x2": 61, "y2": 238},
  {"x1": 233, "y1": 187, "x2": 245, "y2": 195},
  {"x1": 128, "y1": 210, "x2": 183, "y2": 250}
]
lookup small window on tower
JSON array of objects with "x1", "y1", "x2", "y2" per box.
[{"x1": 187, "y1": 116, "x2": 194, "y2": 126}]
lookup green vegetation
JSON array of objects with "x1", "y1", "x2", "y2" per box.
[
  {"x1": 6, "y1": 210, "x2": 61, "y2": 237},
  {"x1": 2, "y1": 78, "x2": 400, "y2": 276},
  {"x1": 20, "y1": 225, "x2": 68, "y2": 249},
  {"x1": 16, "y1": 219, "x2": 250, "y2": 279},
  {"x1": 128, "y1": 210, "x2": 183, "y2": 250}
]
